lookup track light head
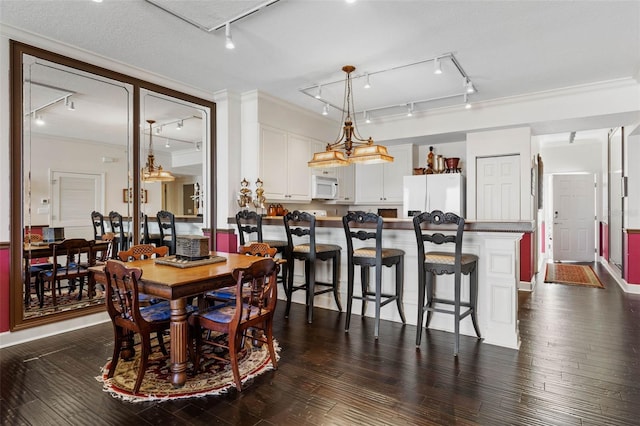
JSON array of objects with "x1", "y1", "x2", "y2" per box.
[
  {"x1": 464, "y1": 94, "x2": 472, "y2": 109},
  {"x1": 407, "y1": 103, "x2": 414, "y2": 117},
  {"x1": 35, "y1": 114, "x2": 45, "y2": 126},
  {"x1": 177, "y1": 120, "x2": 183, "y2": 130},
  {"x1": 363, "y1": 72, "x2": 371, "y2": 89},
  {"x1": 322, "y1": 103, "x2": 329, "y2": 116},
  {"x1": 433, "y1": 57, "x2": 442, "y2": 75},
  {"x1": 315, "y1": 85, "x2": 322, "y2": 99},
  {"x1": 225, "y1": 22, "x2": 235, "y2": 49}
]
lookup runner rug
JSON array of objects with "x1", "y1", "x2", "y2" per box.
[
  {"x1": 96, "y1": 333, "x2": 279, "y2": 403},
  {"x1": 544, "y1": 263, "x2": 604, "y2": 288}
]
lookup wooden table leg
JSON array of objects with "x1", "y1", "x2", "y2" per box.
[{"x1": 169, "y1": 298, "x2": 188, "y2": 387}]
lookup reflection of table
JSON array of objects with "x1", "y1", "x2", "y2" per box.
[
  {"x1": 23, "y1": 240, "x2": 109, "y2": 306},
  {"x1": 90, "y1": 252, "x2": 262, "y2": 387}
]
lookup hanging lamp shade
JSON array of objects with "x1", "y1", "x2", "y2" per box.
[
  {"x1": 308, "y1": 149, "x2": 349, "y2": 168},
  {"x1": 349, "y1": 144, "x2": 394, "y2": 164},
  {"x1": 142, "y1": 119, "x2": 175, "y2": 182}
]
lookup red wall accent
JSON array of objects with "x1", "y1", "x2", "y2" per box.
[
  {"x1": 626, "y1": 232, "x2": 640, "y2": 285},
  {"x1": 0, "y1": 247, "x2": 10, "y2": 333},
  {"x1": 520, "y1": 233, "x2": 534, "y2": 283},
  {"x1": 215, "y1": 231, "x2": 238, "y2": 254}
]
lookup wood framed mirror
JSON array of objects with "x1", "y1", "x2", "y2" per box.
[{"x1": 10, "y1": 41, "x2": 216, "y2": 330}]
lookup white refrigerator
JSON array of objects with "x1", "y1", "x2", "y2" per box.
[{"x1": 402, "y1": 174, "x2": 466, "y2": 218}]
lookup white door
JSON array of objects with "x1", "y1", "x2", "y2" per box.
[
  {"x1": 476, "y1": 155, "x2": 520, "y2": 220},
  {"x1": 552, "y1": 174, "x2": 595, "y2": 262},
  {"x1": 50, "y1": 171, "x2": 104, "y2": 237}
]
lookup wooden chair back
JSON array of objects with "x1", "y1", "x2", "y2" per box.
[
  {"x1": 342, "y1": 211, "x2": 384, "y2": 261},
  {"x1": 238, "y1": 242, "x2": 277, "y2": 258},
  {"x1": 24, "y1": 233, "x2": 43, "y2": 244},
  {"x1": 91, "y1": 211, "x2": 106, "y2": 240},
  {"x1": 156, "y1": 210, "x2": 176, "y2": 254},
  {"x1": 231, "y1": 257, "x2": 279, "y2": 321},
  {"x1": 283, "y1": 210, "x2": 317, "y2": 257},
  {"x1": 108, "y1": 211, "x2": 130, "y2": 253},
  {"x1": 104, "y1": 260, "x2": 145, "y2": 326},
  {"x1": 413, "y1": 210, "x2": 465, "y2": 275},
  {"x1": 118, "y1": 244, "x2": 168, "y2": 262},
  {"x1": 235, "y1": 210, "x2": 263, "y2": 245}
]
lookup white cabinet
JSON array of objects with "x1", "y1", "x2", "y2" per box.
[
  {"x1": 260, "y1": 126, "x2": 311, "y2": 201},
  {"x1": 355, "y1": 144, "x2": 416, "y2": 204},
  {"x1": 335, "y1": 164, "x2": 355, "y2": 203}
]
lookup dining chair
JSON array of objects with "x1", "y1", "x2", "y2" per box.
[
  {"x1": 23, "y1": 233, "x2": 56, "y2": 307},
  {"x1": 156, "y1": 210, "x2": 177, "y2": 255},
  {"x1": 205, "y1": 242, "x2": 277, "y2": 305},
  {"x1": 236, "y1": 209, "x2": 288, "y2": 292},
  {"x1": 283, "y1": 210, "x2": 342, "y2": 323},
  {"x1": 103, "y1": 260, "x2": 172, "y2": 394},
  {"x1": 140, "y1": 213, "x2": 162, "y2": 246},
  {"x1": 413, "y1": 210, "x2": 481, "y2": 356},
  {"x1": 108, "y1": 211, "x2": 131, "y2": 254},
  {"x1": 94, "y1": 232, "x2": 116, "y2": 264},
  {"x1": 188, "y1": 257, "x2": 279, "y2": 392},
  {"x1": 342, "y1": 211, "x2": 406, "y2": 339},
  {"x1": 117, "y1": 244, "x2": 169, "y2": 306},
  {"x1": 91, "y1": 211, "x2": 106, "y2": 241},
  {"x1": 38, "y1": 238, "x2": 96, "y2": 308}
]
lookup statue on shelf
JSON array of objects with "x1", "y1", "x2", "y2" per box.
[
  {"x1": 253, "y1": 178, "x2": 267, "y2": 213},
  {"x1": 237, "y1": 178, "x2": 253, "y2": 208},
  {"x1": 426, "y1": 146, "x2": 435, "y2": 174}
]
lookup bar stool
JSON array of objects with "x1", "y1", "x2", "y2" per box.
[
  {"x1": 413, "y1": 210, "x2": 481, "y2": 356},
  {"x1": 235, "y1": 210, "x2": 288, "y2": 289},
  {"x1": 108, "y1": 211, "x2": 131, "y2": 254},
  {"x1": 343, "y1": 211, "x2": 406, "y2": 339},
  {"x1": 283, "y1": 210, "x2": 342, "y2": 323},
  {"x1": 91, "y1": 211, "x2": 106, "y2": 241},
  {"x1": 157, "y1": 210, "x2": 177, "y2": 255}
]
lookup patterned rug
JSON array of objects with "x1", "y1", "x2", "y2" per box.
[
  {"x1": 24, "y1": 285, "x2": 105, "y2": 319},
  {"x1": 96, "y1": 333, "x2": 279, "y2": 403},
  {"x1": 544, "y1": 263, "x2": 604, "y2": 288}
]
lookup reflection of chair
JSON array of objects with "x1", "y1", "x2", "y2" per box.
[
  {"x1": 109, "y1": 211, "x2": 131, "y2": 254},
  {"x1": 343, "y1": 211, "x2": 406, "y2": 339},
  {"x1": 284, "y1": 210, "x2": 342, "y2": 323},
  {"x1": 156, "y1": 210, "x2": 177, "y2": 255},
  {"x1": 118, "y1": 244, "x2": 168, "y2": 262},
  {"x1": 23, "y1": 233, "x2": 55, "y2": 307},
  {"x1": 95, "y1": 232, "x2": 116, "y2": 264},
  {"x1": 140, "y1": 213, "x2": 162, "y2": 246},
  {"x1": 413, "y1": 210, "x2": 481, "y2": 356},
  {"x1": 104, "y1": 260, "x2": 171, "y2": 394},
  {"x1": 91, "y1": 211, "x2": 106, "y2": 241},
  {"x1": 188, "y1": 257, "x2": 279, "y2": 392},
  {"x1": 38, "y1": 238, "x2": 95, "y2": 308},
  {"x1": 236, "y1": 209, "x2": 288, "y2": 290},
  {"x1": 205, "y1": 242, "x2": 277, "y2": 305}
]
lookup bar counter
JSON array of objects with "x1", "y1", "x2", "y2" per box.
[{"x1": 230, "y1": 215, "x2": 534, "y2": 350}]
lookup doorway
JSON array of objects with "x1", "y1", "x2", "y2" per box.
[{"x1": 551, "y1": 173, "x2": 596, "y2": 262}]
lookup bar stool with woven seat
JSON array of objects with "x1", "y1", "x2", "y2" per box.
[
  {"x1": 413, "y1": 210, "x2": 481, "y2": 356},
  {"x1": 343, "y1": 211, "x2": 406, "y2": 339},
  {"x1": 156, "y1": 210, "x2": 177, "y2": 255},
  {"x1": 108, "y1": 211, "x2": 131, "y2": 254},
  {"x1": 236, "y1": 209, "x2": 288, "y2": 290},
  {"x1": 283, "y1": 210, "x2": 342, "y2": 323}
]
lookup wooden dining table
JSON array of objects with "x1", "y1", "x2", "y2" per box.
[{"x1": 89, "y1": 251, "x2": 264, "y2": 387}]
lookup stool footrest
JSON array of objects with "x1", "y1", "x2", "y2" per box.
[
  {"x1": 353, "y1": 293, "x2": 399, "y2": 306},
  {"x1": 429, "y1": 297, "x2": 473, "y2": 308},
  {"x1": 424, "y1": 306, "x2": 473, "y2": 319}
]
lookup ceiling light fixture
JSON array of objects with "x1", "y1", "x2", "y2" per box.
[
  {"x1": 315, "y1": 85, "x2": 322, "y2": 99},
  {"x1": 364, "y1": 110, "x2": 371, "y2": 124},
  {"x1": 64, "y1": 96, "x2": 75, "y2": 111},
  {"x1": 142, "y1": 119, "x2": 175, "y2": 182},
  {"x1": 464, "y1": 94, "x2": 472, "y2": 109},
  {"x1": 165, "y1": 139, "x2": 171, "y2": 148},
  {"x1": 433, "y1": 57, "x2": 442, "y2": 75},
  {"x1": 407, "y1": 103, "x2": 414, "y2": 117},
  {"x1": 465, "y1": 78, "x2": 476, "y2": 94},
  {"x1": 177, "y1": 120, "x2": 183, "y2": 130},
  {"x1": 225, "y1": 22, "x2": 235, "y2": 50},
  {"x1": 35, "y1": 114, "x2": 45, "y2": 126},
  {"x1": 322, "y1": 103, "x2": 329, "y2": 116},
  {"x1": 363, "y1": 72, "x2": 371, "y2": 89},
  {"x1": 308, "y1": 65, "x2": 393, "y2": 168},
  {"x1": 195, "y1": 142, "x2": 201, "y2": 151}
]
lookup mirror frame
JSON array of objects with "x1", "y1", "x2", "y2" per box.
[{"x1": 10, "y1": 40, "x2": 217, "y2": 331}]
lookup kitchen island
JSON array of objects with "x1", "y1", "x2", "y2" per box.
[{"x1": 231, "y1": 215, "x2": 534, "y2": 350}]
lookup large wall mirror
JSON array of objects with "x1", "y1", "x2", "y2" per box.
[{"x1": 10, "y1": 41, "x2": 216, "y2": 330}]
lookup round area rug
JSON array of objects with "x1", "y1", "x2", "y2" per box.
[{"x1": 96, "y1": 333, "x2": 279, "y2": 403}]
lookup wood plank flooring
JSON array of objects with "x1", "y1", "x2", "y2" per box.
[{"x1": 2, "y1": 262, "x2": 640, "y2": 425}]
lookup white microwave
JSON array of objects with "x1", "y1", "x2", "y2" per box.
[{"x1": 311, "y1": 175, "x2": 338, "y2": 199}]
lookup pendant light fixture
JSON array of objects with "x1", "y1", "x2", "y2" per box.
[
  {"x1": 308, "y1": 65, "x2": 393, "y2": 168},
  {"x1": 142, "y1": 119, "x2": 175, "y2": 182}
]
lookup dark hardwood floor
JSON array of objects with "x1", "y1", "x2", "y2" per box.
[{"x1": 2, "y1": 262, "x2": 640, "y2": 425}]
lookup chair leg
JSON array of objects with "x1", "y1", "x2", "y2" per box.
[
  {"x1": 228, "y1": 332, "x2": 243, "y2": 392},
  {"x1": 470, "y1": 266, "x2": 481, "y2": 338},
  {"x1": 345, "y1": 260, "x2": 355, "y2": 332},
  {"x1": 108, "y1": 326, "x2": 123, "y2": 379},
  {"x1": 134, "y1": 334, "x2": 151, "y2": 393},
  {"x1": 156, "y1": 330, "x2": 168, "y2": 356},
  {"x1": 374, "y1": 261, "x2": 382, "y2": 339},
  {"x1": 331, "y1": 253, "x2": 342, "y2": 312},
  {"x1": 416, "y1": 265, "x2": 426, "y2": 347},
  {"x1": 360, "y1": 266, "x2": 369, "y2": 317},
  {"x1": 425, "y1": 272, "x2": 434, "y2": 328},
  {"x1": 453, "y1": 273, "x2": 462, "y2": 356},
  {"x1": 306, "y1": 260, "x2": 315, "y2": 324},
  {"x1": 284, "y1": 260, "x2": 294, "y2": 318},
  {"x1": 396, "y1": 257, "x2": 406, "y2": 324},
  {"x1": 264, "y1": 318, "x2": 278, "y2": 370}
]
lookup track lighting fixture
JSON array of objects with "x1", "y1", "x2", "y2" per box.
[
  {"x1": 315, "y1": 85, "x2": 322, "y2": 99},
  {"x1": 364, "y1": 110, "x2": 371, "y2": 124},
  {"x1": 64, "y1": 97, "x2": 75, "y2": 111},
  {"x1": 322, "y1": 103, "x2": 329, "y2": 116},
  {"x1": 165, "y1": 139, "x2": 171, "y2": 148},
  {"x1": 363, "y1": 72, "x2": 371, "y2": 89},
  {"x1": 464, "y1": 78, "x2": 476, "y2": 94},
  {"x1": 177, "y1": 120, "x2": 183, "y2": 130},
  {"x1": 433, "y1": 57, "x2": 442, "y2": 75},
  {"x1": 407, "y1": 103, "x2": 414, "y2": 117},
  {"x1": 464, "y1": 94, "x2": 472, "y2": 109},
  {"x1": 225, "y1": 22, "x2": 235, "y2": 50},
  {"x1": 195, "y1": 142, "x2": 201, "y2": 151},
  {"x1": 35, "y1": 114, "x2": 45, "y2": 126}
]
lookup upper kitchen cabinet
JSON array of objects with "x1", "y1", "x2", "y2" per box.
[
  {"x1": 355, "y1": 144, "x2": 417, "y2": 204},
  {"x1": 260, "y1": 126, "x2": 311, "y2": 201}
]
